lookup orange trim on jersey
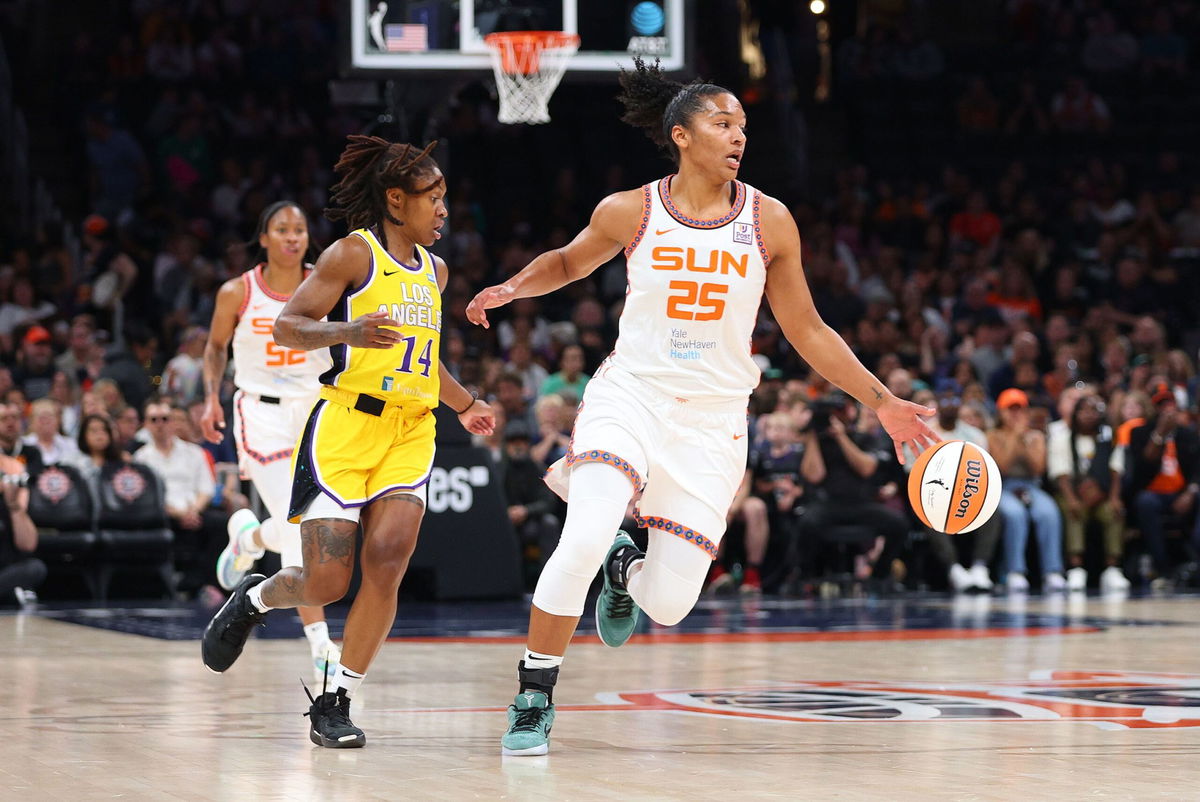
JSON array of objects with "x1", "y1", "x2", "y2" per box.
[
  {"x1": 659, "y1": 174, "x2": 746, "y2": 229},
  {"x1": 235, "y1": 392, "x2": 294, "y2": 465},
  {"x1": 565, "y1": 447, "x2": 646, "y2": 492},
  {"x1": 253, "y1": 264, "x2": 292, "y2": 302},
  {"x1": 636, "y1": 512, "x2": 719, "y2": 559},
  {"x1": 624, "y1": 184, "x2": 653, "y2": 259},
  {"x1": 236, "y1": 271, "x2": 252, "y2": 320},
  {"x1": 752, "y1": 190, "x2": 770, "y2": 266}
]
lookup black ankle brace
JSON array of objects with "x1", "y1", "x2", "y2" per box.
[
  {"x1": 609, "y1": 545, "x2": 642, "y2": 589},
  {"x1": 518, "y1": 660, "x2": 560, "y2": 702}
]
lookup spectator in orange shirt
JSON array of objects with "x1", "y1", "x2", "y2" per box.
[{"x1": 1128, "y1": 385, "x2": 1200, "y2": 582}]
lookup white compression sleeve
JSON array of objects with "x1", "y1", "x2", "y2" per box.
[
  {"x1": 626, "y1": 526, "x2": 713, "y2": 626},
  {"x1": 531, "y1": 461, "x2": 636, "y2": 617}
]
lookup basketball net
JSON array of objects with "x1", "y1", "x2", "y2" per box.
[{"x1": 484, "y1": 31, "x2": 580, "y2": 125}]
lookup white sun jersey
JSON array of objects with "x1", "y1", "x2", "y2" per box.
[
  {"x1": 608, "y1": 175, "x2": 769, "y2": 405},
  {"x1": 231, "y1": 264, "x2": 330, "y2": 398}
]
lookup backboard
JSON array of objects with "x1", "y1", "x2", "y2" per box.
[{"x1": 348, "y1": 0, "x2": 688, "y2": 74}]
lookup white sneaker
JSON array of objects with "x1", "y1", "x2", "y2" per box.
[
  {"x1": 968, "y1": 563, "x2": 993, "y2": 591},
  {"x1": 1044, "y1": 572, "x2": 1068, "y2": 593},
  {"x1": 1066, "y1": 566, "x2": 1088, "y2": 592},
  {"x1": 1006, "y1": 572, "x2": 1029, "y2": 593},
  {"x1": 216, "y1": 508, "x2": 266, "y2": 591},
  {"x1": 312, "y1": 640, "x2": 341, "y2": 688},
  {"x1": 949, "y1": 563, "x2": 972, "y2": 593},
  {"x1": 1100, "y1": 566, "x2": 1131, "y2": 594}
]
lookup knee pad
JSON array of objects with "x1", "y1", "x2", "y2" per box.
[{"x1": 531, "y1": 463, "x2": 635, "y2": 617}]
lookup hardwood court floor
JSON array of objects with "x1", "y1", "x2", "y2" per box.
[{"x1": 7, "y1": 593, "x2": 1200, "y2": 800}]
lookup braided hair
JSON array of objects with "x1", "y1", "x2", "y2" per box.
[
  {"x1": 616, "y1": 57, "x2": 733, "y2": 165},
  {"x1": 324, "y1": 135, "x2": 441, "y2": 249}
]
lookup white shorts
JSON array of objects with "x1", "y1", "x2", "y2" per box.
[
  {"x1": 232, "y1": 390, "x2": 317, "y2": 475},
  {"x1": 543, "y1": 365, "x2": 748, "y2": 559},
  {"x1": 233, "y1": 390, "x2": 317, "y2": 568}
]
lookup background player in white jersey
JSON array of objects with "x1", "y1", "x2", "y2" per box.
[
  {"x1": 199, "y1": 201, "x2": 339, "y2": 683},
  {"x1": 467, "y1": 59, "x2": 940, "y2": 756}
]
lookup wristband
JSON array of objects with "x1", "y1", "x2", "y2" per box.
[{"x1": 455, "y1": 391, "x2": 479, "y2": 415}]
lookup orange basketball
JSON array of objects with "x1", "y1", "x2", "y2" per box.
[{"x1": 907, "y1": 440, "x2": 1002, "y2": 534}]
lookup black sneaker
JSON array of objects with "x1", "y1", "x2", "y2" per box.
[
  {"x1": 201, "y1": 573, "x2": 267, "y2": 673},
  {"x1": 304, "y1": 689, "x2": 366, "y2": 748}
]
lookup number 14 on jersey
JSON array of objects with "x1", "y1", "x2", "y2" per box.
[{"x1": 395, "y1": 335, "x2": 433, "y2": 378}]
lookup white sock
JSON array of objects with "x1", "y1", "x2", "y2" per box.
[
  {"x1": 335, "y1": 666, "x2": 365, "y2": 697},
  {"x1": 303, "y1": 621, "x2": 330, "y2": 650},
  {"x1": 624, "y1": 556, "x2": 645, "y2": 585},
  {"x1": 523, "y1": 649, "x2": 563, "y2": 669},
  {"x1": 246, "y1": 582, "x2": 271, "y2": 613}
]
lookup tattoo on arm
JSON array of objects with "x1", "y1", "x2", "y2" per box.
[{"x1": 872, "y1": 386, "x2": 883, "y2": 401}]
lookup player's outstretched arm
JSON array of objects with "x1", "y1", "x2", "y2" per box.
[
  {"x1": 760, "y1": 197, "x2": 938, "y2": 464},
  {"x1": 465, "y1": 189, "x2": 642, "y2": 328},
  {"x1": 199, "y1": 276, "x2": 245, "y2": 443},
  {"x1": 432, "y1": 255, "x2": 495, "y2": 436},
  {"x1": 275, "y1": 236, "x2": 402, "y2": 351}
]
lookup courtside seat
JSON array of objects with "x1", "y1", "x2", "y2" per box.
[
  {"x1": 28, "y1": 463, "x2": 102, "y2": 598},
  {"x1": 95, "y1": 462, "x2": 176, "y2": 602}
]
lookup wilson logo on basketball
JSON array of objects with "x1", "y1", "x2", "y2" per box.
[
  {"x1": 908, "y1": 440, "x2": 1001, "y2": 534},
  {"x1": 953, "y1": 459, "x2": 983, "y2": 520}
]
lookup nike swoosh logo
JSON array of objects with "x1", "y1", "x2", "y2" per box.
[
  {"x1": 733, "y1": 434, "x2": 747, "y2": 440},
  {"x1": 655, "y1": 228, "x2": 677, "y2": 236},
  {"x1": 382, "y1": 269, "x2": 399, "y2": 277},
  {"x1": 250, "y1": 304, "x2": 268, "y2": 311}
]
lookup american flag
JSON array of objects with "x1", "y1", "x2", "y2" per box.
[{"x1": 385, "y1": 23, "x2": 428, "y2": 52}]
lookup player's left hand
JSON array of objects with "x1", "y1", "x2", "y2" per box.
[
  {"x1": 460, "y1": 398, "x2": 497, "y2": 436},
  {"x1": 465, "y1": 284, "x2": 516, "y2": 329},
  {"x1": 876, "y1": 396, "x2": 939, "y2": 465}
]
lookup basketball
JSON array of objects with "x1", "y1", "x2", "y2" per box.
[{"x1": 907, "y1": 440, "x2": 1002, "y2": 534}]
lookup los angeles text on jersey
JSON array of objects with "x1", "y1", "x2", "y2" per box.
[{"x1": 378, "y1": 283, "x2": 441, "y2": 332}]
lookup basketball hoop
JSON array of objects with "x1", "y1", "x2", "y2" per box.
[{"x1": 484, "y1": 31, "x2": 580, "y2": 125}]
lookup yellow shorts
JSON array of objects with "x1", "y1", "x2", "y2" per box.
[{"x1": 287, "y1": 386, "x2": 437, "y2": 522}]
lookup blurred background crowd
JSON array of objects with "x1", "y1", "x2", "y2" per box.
[{"x1": 1, "y1": 0, "x2": 1199, "y2": 604}]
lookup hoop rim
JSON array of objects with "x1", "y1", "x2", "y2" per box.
[{"x1": 483, "y1": 30, "x2": 582, "y2": 55}]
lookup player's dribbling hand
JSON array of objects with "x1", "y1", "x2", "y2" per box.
[
  {"x1": 465, "y1": 284, "x2": 516, "y2": 329},
  {"x1": 199, "y1": 396, "x2": 225, "y2": 444},
  {"x1": 349, "y1": 310, "x2": 403, "y2": 348},
  {"x1": 460, "y1": 398, "x2": 497, "y2": 436},
  {"x1": 875, "y1": 396, "x2": 940, "y2": 465}
]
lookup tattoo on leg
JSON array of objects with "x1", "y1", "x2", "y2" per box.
[
  {"x1": 386, "y1": 493, "x2": 425, "y2": 509},
  {"x1": 301, "y1": 518, "x2": 356, "y2": 566},
  {"x1": 262, "y1": 567, "x2": 305, "y2": 608}
]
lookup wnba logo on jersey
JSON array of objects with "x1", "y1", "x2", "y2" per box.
[{"x1": 650, "y1": 247, "x2": 748, "y2": 277}]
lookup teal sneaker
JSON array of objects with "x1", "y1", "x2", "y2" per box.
[
  {"x1": 501, "y1": 691, "x2": 556, "y2": 755},
  {"x1": 595, "y1": 531, "x2": 643, "y2": 648}
]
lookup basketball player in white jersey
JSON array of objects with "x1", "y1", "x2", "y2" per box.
[
  {"x1": 200, "y1": 201, "x2": 340, "y2": 684},
  {"x1": 468, "y1": 59, "x2": 940, "y2": 755}
]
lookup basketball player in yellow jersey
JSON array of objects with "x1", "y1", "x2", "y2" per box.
[{"x1": 202, "y1": 136, "x2": 495, "y2": 748}]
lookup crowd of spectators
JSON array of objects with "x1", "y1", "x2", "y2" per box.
[{"x1": 2, "y1": 1, "x2": 1199, "y2": 601}]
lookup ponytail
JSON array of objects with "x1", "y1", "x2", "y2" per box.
[{"x1": 616, "y1": 57, "x2": 732, "y2": 164}]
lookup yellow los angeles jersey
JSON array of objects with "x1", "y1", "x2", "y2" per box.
[{"x1": 319, "y1": 227, "x2": 442, "y2": 409}]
